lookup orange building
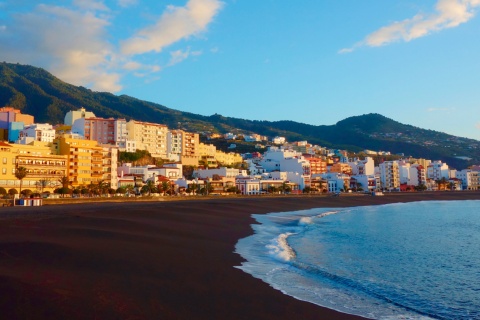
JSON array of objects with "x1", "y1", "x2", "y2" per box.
[{"x1": 330, "y1": 162, "x2": 353, "y2": 175}]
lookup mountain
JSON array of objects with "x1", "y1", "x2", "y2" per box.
[{"x1": 1, "y1": 62, "x2": 479, "y2": 169}]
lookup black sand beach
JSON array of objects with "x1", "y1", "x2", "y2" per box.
[{"x1": 1, "y1": 192, "x2": 479, "y2": 319}]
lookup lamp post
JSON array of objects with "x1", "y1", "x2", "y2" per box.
[{"x1": 152, "y1": 172, "x2": 156, "y2": 195}]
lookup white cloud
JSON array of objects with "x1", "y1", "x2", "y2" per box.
[
  {"x1": 123, "y1": 61, "x2": 142, "y2": 70},
  {"x1": 0, "y1": 4, "x2": 121, "y2": 92},
  {"x1": 121, "y1": 0, "x2": 223, "y2": 55},
  {"x1": 0, "y1": 0, "x2": 223, "y2": 92},
  {"x1": 341, "y1": 0, "x2": 480, "y2": 53},
  {"x1": 73, "y1": 0, "x2": 109, "y2": 11},
  {"x1": 476, "y1": 122, "x2": 480, "y2": 130},
  {"x1": 168, "y1": 48, "x2": 202, "y2": 66}
]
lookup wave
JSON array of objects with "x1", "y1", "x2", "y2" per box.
[
  {"x1": 299, "y1": 211, "x2": 340, "y2": 225},
  {"x1": 291, "y1": 261, "x2": 441, "y2": 319},
  {"x1": 266, "y1": 232, "x2": 297, "y2": 261}
]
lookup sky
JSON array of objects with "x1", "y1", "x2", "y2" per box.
[{"x1": 1, "y1": 0, "x2": 480, "y2": 140}]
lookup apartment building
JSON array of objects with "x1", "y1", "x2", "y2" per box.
[
  {"x1": 304, "y1": 156, "x2": 327, "y2": 175},
  {"x1": 127, "y1": 120, "x2": 168, "y2": 158},
  {"x1": 427, "y1": 161, "x2": 450, "y2": 181},
  {"x1": 167, "y1": 130, "x2": 199, "y2": 166},
  {"x1": 456, "y1": 169, "x2": 479, "y2": 190},
  {"x1": 0, "y1": 141, "x2": 67, "y2": 193},
  {"x1": 53, "y1": 135, "x2": 105, "y2": 187},
  {"x1": 101, "y1": 145, "x2": 118, "y2": 190},
  {"x1": 330, "y1": 162, "x2": 353, "y2": 175},
  {"x1": 379, "y1": 161, "x2": 400, "y2": 190},
  {"x1": 18, "y1": 123, "x2": 56, "y2": 144}
]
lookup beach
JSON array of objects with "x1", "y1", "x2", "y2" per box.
[{"x1": 1, "y1": 192, "x2": 479, "y2": 319}]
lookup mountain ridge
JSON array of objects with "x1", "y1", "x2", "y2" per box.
[{"x1": 1, "y1": 62, "x2": 479, "y2": 169}]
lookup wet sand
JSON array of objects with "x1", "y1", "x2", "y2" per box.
[{"x1": 0, "y1": 192, "x2": 479, "y2": 319}]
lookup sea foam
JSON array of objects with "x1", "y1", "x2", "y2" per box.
[{"x1": 266, "y1": 232, "x2": 296, "y2": 261}]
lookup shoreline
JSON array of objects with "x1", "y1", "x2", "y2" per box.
[{"x1": 0, "y1": 192, "x2": 479, "y2": 319}]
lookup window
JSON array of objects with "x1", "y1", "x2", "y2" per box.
[
  {"x1": 2, "y1": 157, "x2": 6, "y2": 164},
  {"x1": 2, "y1": 168, "x2": 6, "y2": 174}
]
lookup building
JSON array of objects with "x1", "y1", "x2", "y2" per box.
[
  {"x1": 304, "y1": 156, "x2": 327, "y2": 175},
  {"x1": 427, "y1": 161, "x2": 450, "y2": 181},
  {"x1": 167, "y1": 130, "x2": 199, "y2": 166},
  {"x1": 313, "y1": 172, "x2": 350, "y2": 193},
  {"x1": 349, "y1": 157, "x2": 375, "y2": 176},
  {"x1": 409, "y1": 164, "x2": 427, "y2": 186},
  {"x1": 101, "y1": 145, "x2": 118, "y2": 190},
  {"x1": 236, "y1": 177, "x2": 262, "y2": 195},
  {"x1": 127, "y1": 120, "x2": 168, "y2": 158},
  {"x1": 272, "y1": 136, "x2": 286, "y2": 145},
  {"x1": 215, "y1": 150, "x2": 243, "y2": 166},
  {"x1": 17, "y1": 123, "x2": 56, "y2": 144},
  {"x1": 193, "y1": 167, "x2": 245, "y2": 179},
  {"x1": 0, "y1": 107, "x2": 35, "y2": 142},
  {"x1": 330, "y1": 163, "x2": 353, "y2": 175},
  {"x1": 259, "y1": 147, "x2": 310, "y2": 176},
  {"x1": 456, "y1": 169, "x2": 479, "y2": 190},
  {"x1": 53, "y1": 135, "x2": 105, "y2": 187},
  {"x1": 0, "y1": 141, "x2": 67, "y2": 194},
  {"x1": 379, "y1": 161, "x2": 400, "y2": 190},
  {"x1": 64, "y1": 108, "x2": 96, "y2": 126}
]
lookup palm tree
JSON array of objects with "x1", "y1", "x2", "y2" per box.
[
  {"x1": 58, "y1": 176, "x2": 71, "y2": 198},
  {"x1": 15, "y1": 166, "x2": 28, "y2": 195},
  {"x1": 36, "y1": 178, "x2": 52, "y2": 194},
  {"x1": 144, "y1": 180, "x2": 156, "y2": 196}
]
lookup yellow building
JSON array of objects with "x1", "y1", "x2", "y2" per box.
[
  {"x1": 215, "y1": 150, "x2": 243, "y2": 166},
  {"x1": 126, "y1": 120, "x2": 168, "y2": 158},
  {"x1": 0, "y1": 141, "x2": 67, "y2": 194},
  {"x1": 53, "y1": 135, "x2": 104, "y2": 187}
]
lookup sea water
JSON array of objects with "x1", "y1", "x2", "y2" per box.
[{"x1": 235, "y1": 200, "x2": 480, "y2": 319}]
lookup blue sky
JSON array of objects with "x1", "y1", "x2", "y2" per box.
[{"x1": 1, "y1": 0, "x2": 480, "y2": 140}]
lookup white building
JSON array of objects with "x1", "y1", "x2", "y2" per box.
[
  {"x1": 117, "y1": 163, "x2": 182, "y2": 183},
  {"x1": 259, "y1": 147, "x2": 310, "y2": 176},
  {"x1": 64, "y1": 108, "x2": 96, "y2": 126},
  {"x1": 456, "y1": 169, "x2": 479, "y2": 190},
  {"x1": 348, "y1": 157, "x2": 375, "y2": 176},
  {"x1": 408, "y1": 164, "x2": 427, "y2": 186},
  {"x1": 427, "y1": 161, "x2": 450, "y2": 181},
  {"x1": 236, "y1": 177, "x2": 262, "y2": 195},
  {"x1": 314, "y1": 172, "x2": 350, "y2": 193},
  {"x1": 193, "y1": 167, "x2": 246, "y2": 179},
  {"x1": 17, "y1": 123, "x2": 56, "y2": 144},
  {"x1": 101, "y1": 144, "x2": 119, "y2": 190},
  {"x1": 379, "y1": 161, "x2": 400, "y2": 190}
]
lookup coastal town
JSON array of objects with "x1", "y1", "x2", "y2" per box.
[{"x1": 0, "y1": 106, "x2": 479, "y2": 200}]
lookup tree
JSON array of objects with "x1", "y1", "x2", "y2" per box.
[
  {"x1": 14, "y1": 166, "x2": 28, "y2": 195},
  {"x1": 143, "y1": 180, "x2": 156, "y2": 196},
  {"x1": 0, "y1": 187, "x2": 6, "y2": 196},
  {"x1": 56, "y1": 176, "x2": 71, "y2": 197},
  {"x1": 21, "y1": 189, "x2": 33, "y2": 197},
  {"x1": 415, "y1": 184, "x2": 427, "y2": 192},
  {"x1": 8, "y1": 188, "x2": 18, "y2": 197},
  {"x1": 36, "y1": 178, "x2": 52, "y2": 194}
]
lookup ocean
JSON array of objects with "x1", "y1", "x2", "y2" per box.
[{"x1": 235, "y1": 200, "x2": 480, "y2": 320}]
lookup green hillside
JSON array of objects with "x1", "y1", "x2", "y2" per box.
[{"x1": 1, "y1": 62, "x2": 479, "y2": 169}]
